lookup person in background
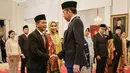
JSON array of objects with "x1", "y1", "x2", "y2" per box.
[
  {"x1": 18, "y1": 25, "x2": 29, "y2": 73},
  {"x1": 47, "y1": 21, "x2": 63, "y2": 73},
  {"x1": 117, "y1": 32, "x2": 127, "y2": 73},
  {"x1": 113, "y1": 26, "x2": 123, "y2": 73},
  {"x1": 5, "y1": 30, "x2": 21, "y2": 73},
  {"x1": 93, "y1": 24, "x2": 113, "y2": 73},
  {"x1": 84, "y1": 28, "x2": 94, "y2": 73},
  {"x1": 0, "y1": 26, "x2": 6, "y2": 63},
  {"x1": 121, "y1": 32, "x2": 128, "y2": 66},
  {"x1": 26, "y1": 14, "x2": 49, "y2": 73},
  {"x1": 0, "y1": 27, "x2": 3, "y2": 63},
  {"x1": 105, "y1": 30, "x2": 114, "y2": 73}
]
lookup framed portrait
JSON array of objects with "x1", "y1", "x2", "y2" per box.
[{"x1": 110, "y1": 13, "x2": 129, "y2": 34}]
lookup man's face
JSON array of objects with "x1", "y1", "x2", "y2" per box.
[
  {"x1": 99, "y1": 27, "x2": 106, "y2": 34},
  {"x1": 63, "y1": 10, "x2": 71, "y2": 22},
  {"x1": 23, "y1": 28, "x2": 29, "y2": 34},
  {"x1": 36, "y1": 20, "x2": 47, "y2": 32},
  {"x1": 117, "y1": 20, "x2": 122, "y2": 26},
  {"x1": 115, "y1": 29, "x2": 121, "y2": 35}
]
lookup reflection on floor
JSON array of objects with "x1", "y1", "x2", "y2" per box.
[{"x1": 0, "y1": 63, "x2": 130, "y2": 73}]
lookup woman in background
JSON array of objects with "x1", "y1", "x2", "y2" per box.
[
  {"x1": 84, "y1": 28, "x2": 94, "y2": 73},
  {"x1": 122, "y1": 32, "x2": 128, "y2": 65},
  {"x1": 47, "y1": 21, "x2": 63, "y2": 73},
  {"x1": 118, "y1": 32, "x2": 127, "y2": 73},
  {"x1": 5, "y1": 30, "x2": 21, "y2": 73},
  {"x1": 105, "y1": 29, "x2": 114, "y2": 73}
]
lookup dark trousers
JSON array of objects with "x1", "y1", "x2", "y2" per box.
[
  {"x1": 21, "y1": 57, "x2": 27, "y2": 73},
  {"x1": 112, "y1": 53, "x2": 121, "y2": 73},
  {"x1": 1, "y1": 49, "x2": 6, "y2": 63},
  {"x1": 67, "y1": 67, "x2": 73, "y2": 73},
  {"x1": 96, "y1": 57, "x2": 107, "y2": 73},
  {"x1": 27, "y1": 68, "x2": 47, "y2": 73},
  {"x1": 66, "y1": 66, "x2": 82, "y2": 73}
]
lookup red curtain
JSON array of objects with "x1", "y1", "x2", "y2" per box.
[{"x1": 90, "y1": 25, "x2": 100, "y2": 39}]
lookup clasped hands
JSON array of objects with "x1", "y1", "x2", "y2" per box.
[
  {"x1": 50, "y1": 54, "x2": 58, "y2": 62},
  {"x1": 50, "y1": 54, "x2": 80, "y2": 73}
]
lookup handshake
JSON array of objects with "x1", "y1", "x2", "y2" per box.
[{"x1": 49, "y1": 54, "x2": 59, "y2": 62}]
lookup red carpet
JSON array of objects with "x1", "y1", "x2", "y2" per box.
[{"x1": 0, "y1": 63, "x2": 130, "y2": 73}]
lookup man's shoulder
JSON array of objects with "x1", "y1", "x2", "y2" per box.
[
  {"x1": 28, "y1": 30, "x2": 37, "y2": 38},
  {"x1": 19, "y1": 34, "x2": 24, "y2": 37},
  {"x1": 73, "y1": 16, "x2": 82, "y2": 22}
]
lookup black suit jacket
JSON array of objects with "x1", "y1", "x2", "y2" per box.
[
  {"x1": 58, "y1": 16, "x2": 86, "y2": 67},
  {"x1": 113, "y1": 34, "x2": 122, "y2": 55},
  {"x1": 93, "y1": 31, "x2": 113, "y2": 58},
  {"x1": 18, "y1": 34, "x2": 28, "y2": 56},
  {"x1": 26, "y1": 29, "x2": 49, "y2": 70}
]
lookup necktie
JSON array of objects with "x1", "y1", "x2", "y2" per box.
[{"x1": 42, "y1": 34, "x2": 46, "y2": 48}]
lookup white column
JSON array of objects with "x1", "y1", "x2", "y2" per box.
[
  {"x1": 16, "y1": 3, "x2": 24, "y2": 36},
  {"x1": 4, "y1": 20, "x2": 10, "y2": 39},
  {"x1": 58, "y1": 0, "x2": 64, "y2": 37},
  {"x1": 127, "y1": 0, "x2": 130, "y2": 39}
]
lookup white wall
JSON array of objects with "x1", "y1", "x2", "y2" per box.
[
  {"x1": 127, "y1": 0, "x2": 130, "y2": 39},
  {"x1": 112, "y1": 0, "x2": 128, "y2": 15},
  {"x1": 62, "y1": 0, "x2": 111, "y2": 11},
  {"x1": 24, "y1": 19, "x2": 35, "y2": 34},
  {"x1": 78, "y1": 8, "x2": 104, "y2": 28},
  {"x1": 24, "y1": 0, "x2": 59, "y2": 21},
  {"x1": 24, "y1": 0, "x2": 112, "y2": 36},
  {"x1": 0, "y1": 0, "x2": 12, "y2": 19},
  {"x1": 22, "y1": 0, "x2": 129, "y2": 37},
  {"x1": 0, "y1": 0, "x2": 24, "y2": 40}
]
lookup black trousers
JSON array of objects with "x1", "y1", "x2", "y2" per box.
[
  {"x1": 1, "y1": 49, "x2": 6, "y2": 63},
  {"x1": 96, "y1": 57, "x2": 107, "y2": 73},
  {"x1": 27, "y1": 68, "x2": 47, "y2": 73},
  {"x1": 112, "y1": 53, "x2": 121, "y2": 73},
  {"x1": 21, "y1": 57, "x2": 27, "y2": 73}
]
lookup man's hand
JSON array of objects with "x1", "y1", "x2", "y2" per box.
[
  {"x1": 21, "y1": 54, "x2": 25, "y2": 59},
  {"x1": 73, "y1": 64, "x2": 80, "y2": 73},
  {"x1": 22, "y1": 55, "x2": 26, "y2": 59},
  {"x1": 50, "y1": 54, "x2": 58, "y2": 60},
  {"x1": 96, "y1": 55, "x2": 101, "y2": 60}
]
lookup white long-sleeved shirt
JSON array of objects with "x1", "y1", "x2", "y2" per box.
[{"x1": 5, "y1": 38, "x2": 21, "y2": 56}]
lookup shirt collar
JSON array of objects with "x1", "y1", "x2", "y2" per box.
[
  {"x1": 24, "y1": 34, "x2": 28, "y2": 37},
  {"x1": 37, "y1": 29, "x2": 43, "y2": 35},
  {"x1": 69, "y1": 15, "x2": 79, "y2": 23}
]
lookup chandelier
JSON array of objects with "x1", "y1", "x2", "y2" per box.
[{"x1": 94, "y1": 9, "x2": 102, "y2": 24}]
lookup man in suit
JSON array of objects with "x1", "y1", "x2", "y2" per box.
[
  {"x1": 27, "y1": 14, "x2": 49, "y2": 73},
  {"x1": 0, "y1": 26, "x2": 6, "y2": 63},
  {"x1": 18, "y1": 25, "x2": 29, "y2": 73},
  {"x1": 93, "y1": 24, "x2": 113, "y2": 73},
  {"x1": 51, "y1": 1, "x2": 86, "y2": 73},
  {"x1": 112, "y1": 26, "x2": 122, "y2": 73}
]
